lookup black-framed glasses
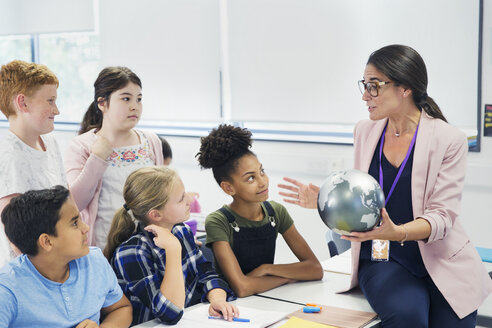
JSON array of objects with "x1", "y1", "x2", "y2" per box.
[{"x1": 358, "y1": 80, "x2": 392, "y2": 97}]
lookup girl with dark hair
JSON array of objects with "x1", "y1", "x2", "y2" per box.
[
  {"x1": 279, "y1": 45, "x2": 492, "y2": 327},
  {"x1": 197, "y1": 124, "x2": 323, "y2": 298},
  {"x1": 64, "y1": 67, "x2": 164, "y2": 249}
]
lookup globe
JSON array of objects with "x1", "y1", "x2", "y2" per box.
[{"x1": 317, "y1": 169, "x2": 385, "y2": 235}]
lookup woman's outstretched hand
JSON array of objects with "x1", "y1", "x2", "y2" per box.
[{"x1": 278, "y1": 177, "x2": 320, "y2": 209}]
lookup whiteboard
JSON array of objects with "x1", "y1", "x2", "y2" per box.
[
  {"x1": 227, "y1": 0, "x2": 480, "y2": 130},
  {"x1": 98, "y1": 0, "x2": 221, "y2": 123},
  {"x1": 0, "y1": 0, "x2": 94, "y2": 35}
]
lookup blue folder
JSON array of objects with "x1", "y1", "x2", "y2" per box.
[{"x1": 476, "y1": 247, "x2": 492, "y2": 263}]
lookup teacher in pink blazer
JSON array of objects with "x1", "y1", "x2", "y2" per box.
[{"x1": 279, "y1": 44, "x2": 492, "y2": 327}]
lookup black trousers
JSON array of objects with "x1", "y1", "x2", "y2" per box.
[{"x1": 358, "y1": 259, "x2": 477, "y2": 328}]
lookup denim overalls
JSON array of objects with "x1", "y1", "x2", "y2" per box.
[{"x1": 218, "y1": 202, "x2": 277, "y2": 275}]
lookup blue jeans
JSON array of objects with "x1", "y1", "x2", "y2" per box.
[{"x1": 358, "y1": 260, "x2": 477, "y2": 328}]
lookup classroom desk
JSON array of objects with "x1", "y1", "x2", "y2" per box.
[
  {"x1": 257, "y1": 270, "x2": 375, "y2": 314},
  {"x1": 259, "y1": 261, "x2": 492, "y2": 324},
  {"x1": 133, "y1": 296, "x2": 301, "y2": 327},
  {"x1": 134, "y1": 271, "x2": 379, "y2": 328},
  {"x1": 134, "y1": 258, "x2": 492, "y2": 327},
  {"x1": 134, "y1": 294, "x2": 378, "y2": 328}
]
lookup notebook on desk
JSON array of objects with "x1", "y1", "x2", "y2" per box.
[
  {"x1": 150, "y1": 304, "x2": 287, "y2": 328},
  {"x1": 287, "y1": 304, "x2": 377, "y2": 328},
  {"x1": 280, "y1": 316, "x2": 337, "y2": 327}
]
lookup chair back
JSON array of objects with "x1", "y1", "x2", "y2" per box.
[{"x1": 325, "y1": 230, "x2": 351, "y2": 257}]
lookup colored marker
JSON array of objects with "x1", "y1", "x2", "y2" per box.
[
  {"x1": 303, "y1": 306, "x2": 321, "y2": 313},
  {"x1": 208, "y1": 316, "x2": 251, "y2": 322}
]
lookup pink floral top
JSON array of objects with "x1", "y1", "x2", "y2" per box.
[
  {"x1": 107, "y1": 137, "x2": 152, "y2": 167},
  {"x1": 95, "y1": 130, "x2": 155, "y2": 248}
]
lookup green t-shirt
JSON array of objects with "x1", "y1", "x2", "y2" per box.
[{"x1": 205, "y1": 200, "x2": 294, "y2": 275}]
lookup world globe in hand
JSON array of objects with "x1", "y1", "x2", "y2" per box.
[{"x1": 317, "y1": 169, "x2": 385, "y2": 235}]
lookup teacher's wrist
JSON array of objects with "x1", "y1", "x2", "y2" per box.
[{"x1": 396, "y1": 224, "x2": 408, "y2": 246}]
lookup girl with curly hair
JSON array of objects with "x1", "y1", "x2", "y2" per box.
[{"x1": 196, "y1": 124, "x2": 323, "y2": 297}]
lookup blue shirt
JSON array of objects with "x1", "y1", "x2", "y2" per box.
[
  {"x1": 111, "y1": 223, "x2": 236, "y2": 326},
  {"x1": 0, "y1": 247, "x2": 123, "y2": 328}
]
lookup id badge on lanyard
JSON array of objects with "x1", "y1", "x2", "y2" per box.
[
  {"x1": 371, "y1": 239, "x2": 390, "y2": 261},
  {"x1": 371, "y1": 122, "x2": 419, "y2": 262}
]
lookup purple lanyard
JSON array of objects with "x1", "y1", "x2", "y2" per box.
[{"x1": 379, "y1": 123, "x2": 419, "y2": 206}]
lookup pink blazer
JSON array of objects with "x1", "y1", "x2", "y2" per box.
[
  {"x1": 347, "y1": 112, "x2": 492, "y2": 318},
  {"x1": 64, "y1": 129, "x2": 164, "y2": 245}
]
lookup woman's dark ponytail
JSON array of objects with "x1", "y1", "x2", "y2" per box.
[{"x1": 419, "y1": 96, "x2": 447, "y2": 123}]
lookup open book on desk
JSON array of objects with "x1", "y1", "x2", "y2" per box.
[
  {"x1": 321, "y1": 249, "x2": 352, "y2": 275},
  {"x1": 150, "y1": 304, "x2": 287, "y2": 328},
  {"x1": 287, "y1": 303, "x2": 377, "y2": 328}
]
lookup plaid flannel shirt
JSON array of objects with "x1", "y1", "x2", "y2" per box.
[{"x1": 111, "y1": 223, "x2": 235, "y2": 326}]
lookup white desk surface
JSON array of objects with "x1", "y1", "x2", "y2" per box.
[
  {"x1": 258, "y1": 261, "x2": 492, "y2": 319},
  {"x1": 258, "y1": 271, "x2": 375, "y2": 314},
  {"x1": 135, "y1": 271, "x2": 380, "y2": 328},
  {"x1": 135, "y1": 295, "x2": 380, "y2": 327},
  {"x1": 133, "y1": 296, "x2": 301, "y2": 327},
  {"x1": 134, "y1": 262, "x2": 492, "y2": 327}
]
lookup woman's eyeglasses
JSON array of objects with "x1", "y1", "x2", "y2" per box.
[{"x1": 358, "y1": 80, "x2": 392, "y2": 97}]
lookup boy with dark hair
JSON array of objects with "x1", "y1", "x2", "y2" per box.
[
  {"x1": 0, "y1": 186, "x2": 132, "y2": 327},
  {"x1": 159, "y1": 136, "x2": 173, "y2": 166}
]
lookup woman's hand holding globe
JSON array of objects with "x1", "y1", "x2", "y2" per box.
[
  {"x1": 340, "y1": 208, "x2": 405, "y2": 242},
  {"x1": 279, "y1": 170, "x2": 406, "y2": 243}
]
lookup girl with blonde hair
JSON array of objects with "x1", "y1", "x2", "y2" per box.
[{"x1": 105, "y1": 166, "x2": 237, "y2": 326}]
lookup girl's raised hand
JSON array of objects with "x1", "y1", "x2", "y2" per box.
[
  {"x1": 278, "y1": 177, "x2": 320, "y2": 209},
  {"x1": 144, "y1": 224, "x2": 181, "y2": 252},
  {"x1": 91, "y1": 135, "x2": 114, "y2": 161}
]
